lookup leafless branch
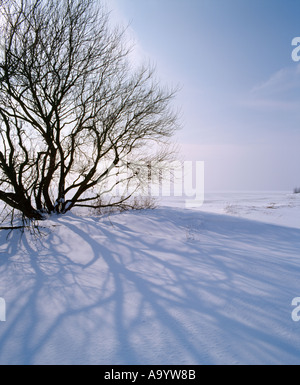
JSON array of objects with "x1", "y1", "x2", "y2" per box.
[{"x1": 0, "y1": 0, "x2": 179, "y2": 222}]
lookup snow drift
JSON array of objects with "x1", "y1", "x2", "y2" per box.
[{"x1": 0, "y1": 192, "x2": 300, "y2": 365}]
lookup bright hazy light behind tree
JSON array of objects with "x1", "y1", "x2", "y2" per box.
[{"x1": 0, "y1": 0, "x2": 178, "y2": 221}]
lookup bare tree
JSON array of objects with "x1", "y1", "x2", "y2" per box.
[{"x1": 0, "y1": 0, "x2": 178, "y2": 221}]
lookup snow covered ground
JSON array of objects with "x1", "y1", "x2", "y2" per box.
[{"x1": 0, "y1": 191, "x2": 300, "y2": 365}]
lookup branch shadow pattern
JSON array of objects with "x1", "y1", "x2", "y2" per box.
[{"x1": 0, "y1": 208, "x2": 300, "y2": 364}]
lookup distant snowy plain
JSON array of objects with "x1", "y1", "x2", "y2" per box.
[{"x1": 0, "y1": 191, "x2": 299, "y2": 365}]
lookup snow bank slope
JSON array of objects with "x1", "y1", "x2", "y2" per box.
[{"x1": 0, "y1": 208, "x2": 300, "y2": 365}]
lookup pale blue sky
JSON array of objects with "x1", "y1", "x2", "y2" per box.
[{"x1": 108, "y1": 0, "x2": 300, "y2": 191}]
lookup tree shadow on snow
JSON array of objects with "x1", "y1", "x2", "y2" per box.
[{"x1": 0, "y1": 208, "x2": 300, "y2": 364}]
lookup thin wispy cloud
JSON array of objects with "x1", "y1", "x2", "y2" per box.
[
  {"x1": 243, "y1": 64, "x2": 300, "y2": 111},
  {"x1": 251, "y1": 64, "x2": 300, "y2": 95},
  {"x1": 242, "y1": 98, "x2": 300, "y2": 111}
]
